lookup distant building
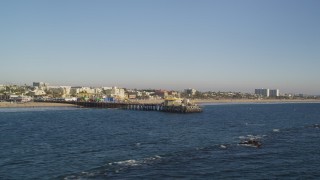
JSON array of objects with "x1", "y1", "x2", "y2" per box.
[
  {"x1": 154, "y1": 90, "x2": 168, "y2": 99},
  {"x1": 184, "y1": 88, "x2": 197, "y2": 96},
  {"x1": 9, "y1": 95, "x2": 32, "y2": 102},
  {"x1": 255, "y1": 88, "x2": 269, "y2": 97},
  {"x1": 0, "y1": 94, "x2": 10, "y2": 100},
  {"x1": 48, "y1": 86, "x2": 71, "y2": 97},
  {"x1": 297, "y1": 94, "x2": 304, "y2": 98},
  {"x1": 33, "y1": 82, "x2": 49, "y2": 90},
  {"x1": 0, "y1": 85, "x2": 5, "y2": 91},
  {"x1": 93, "y1": 88, "x2": 102, "y2": 95},
  {"x1": 168, "y1": 91, "x2": 180, "y2": 98},
  {"x1": 269, "y1": 89, "x2": 280, "y2": 97},
  {"x1": 30, "y1": 89, "x2": 47, "y2": 96},
  {"x1": 128, "y1": 93, "x2": 137, "y2": 99},
  {"x1": 164, "y1": 97, "x2": 183, "y2": 106},
  {"x1": 104, "y1": 86, "x2": 125, "y2": 99},
  {"x1": 102, "y1": 87, "x2": 112, "y2": 91},
  {"x1": 70, "y1": 87, "x2": 94, "y2": 96}
]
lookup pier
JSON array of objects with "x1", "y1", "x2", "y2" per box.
[
  {"x1": 124, "y1": 103, "x2": 202, "y2": 113},
  {"x1": 40, "y1": 101, "x2": 203, "y2": 113}
]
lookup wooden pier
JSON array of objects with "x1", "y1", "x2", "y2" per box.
[{"x1": 41, "y1": 101, "x2": 202, "y2": 113}]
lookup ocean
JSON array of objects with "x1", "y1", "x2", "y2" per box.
[{"x1": 0, "y1": 103, "x2": 319, "y2": 179}]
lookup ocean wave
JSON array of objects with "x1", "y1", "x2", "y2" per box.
[
  {"x1": 62, "y1": 123, "x2": 319, "y2": 179},
  {"x1": 245, "y1": 123, "x2": 265, "y2": 126},
  {"x1": 109, "y1": 155, "x2": 162, "y2": 167},
  {"x1": 239, "y1": 134, "x2": 266, "y2": 140},
  {"x1": 63, "y1": 155, "x2": 162, "y2": 179}
]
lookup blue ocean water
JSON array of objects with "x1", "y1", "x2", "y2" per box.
[{"x1": 0, "y1": 103, "x2": 320, "y2": 179}]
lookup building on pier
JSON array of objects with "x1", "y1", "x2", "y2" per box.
[{"x1": 164, "y1": 97, "x2": 183, "y2": 106}]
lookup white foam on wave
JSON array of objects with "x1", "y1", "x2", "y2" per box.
[
  {"x1": 110, "y1": 159, "x2": 139, "y2": 166},
  {"x1": 108, "y1": 155, "x2": 162, "y2": 167},
  {"x1": 63, "y1": 155, "x2": 163, "y2": 179},
  {"x1": 220, "y1": 145, "x2": 227, "y2": 149},
  {"x1": 64, "y1": 155, "x2": 163, "y2": 179},
  {"x1": 238, "y1": 143, "x2": 260, "y2": 148},
  {"x1": 239, "y1": 134, "x2": 266, "y2": 140},
  {"x1": 273, "y1": 129, "x2": 280, "y2": 132}
]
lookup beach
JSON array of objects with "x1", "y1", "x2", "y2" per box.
[
  {"x1": 129, "y1": 98, "x2": 320, "y2": 104},
  {"x1": 0, "y1": 102, "x2": 77, "y2": 108},
  {"x1": 191, "y1": 98, "x2": 320, "y2": 104}
]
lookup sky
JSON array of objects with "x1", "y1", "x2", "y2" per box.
[{"x1": 1, "y1": 0, "x2": 319, "y2": 94}]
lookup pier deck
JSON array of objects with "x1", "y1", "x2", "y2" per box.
[{"x1": 41, "y1": 101, "x2": 202, "y2": 113}]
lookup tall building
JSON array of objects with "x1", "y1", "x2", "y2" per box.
[
  {"x1": 255, "y1": 88, "x2": 269, "y2": 97},
  {"x1": 269, "y1": 89, "x2": 280, "y2": 97},
  {"x1": 33, "y1": 82, "x2": 49, "y2": 90},
  {"x1": 184, "y1": 88, "x2": 197, "y2": 96}
]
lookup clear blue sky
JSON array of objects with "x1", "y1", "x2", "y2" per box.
[{"x1": 1, "y1": 0, "x2": 319, "y2": 94}]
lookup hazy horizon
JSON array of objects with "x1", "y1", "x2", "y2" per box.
[{"x1": 1, "y1": 0, "x2": 319, "y2": 94}]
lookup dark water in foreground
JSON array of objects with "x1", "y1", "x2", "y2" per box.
[{"x1": 0, "y1": 103, "x2": 320, "y2": 179}]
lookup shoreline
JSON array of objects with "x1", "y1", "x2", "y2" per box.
[
  {"x1": 131, "y1": 99, "x2": 320, "y2": 104},
  {"x1": 1, "y1": 99, "x2": 320, "y2": 108},
  {"x1": 192, "y1": 99, "x2": 320, "y2": 104},
  {"x1": 0, "y1": 102, "x2": 77, "y2": 108}
]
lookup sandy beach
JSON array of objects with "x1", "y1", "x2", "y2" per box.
[
  {"x1": 128, "y1": 99, "x2": 320, "y2": 104},
  {"x1": 133, "y1": 99, "x2": 320, "y2": 104},
  {"x1": 192, "y1": 99, "x2": 320, "y2": 104},
  {"x1": 0, "y1": 102, "x2": 77, "y2": 108}
]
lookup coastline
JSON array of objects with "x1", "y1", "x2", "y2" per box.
[
  {"x1": 1, "y1": 99, "x2": 319, "y2": 108},
  {"x1": 0, "y1": 102, "x2": 77, "y2": 108},
  {"x1": 192, "y1": 99, "x2": 320, "y2": 104},
  {"x1": 130, "y1": 98, "x2": 320, "y2": 104}
]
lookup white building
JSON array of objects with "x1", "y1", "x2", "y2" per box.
[
  {"x1": 70, "y1": 87, "x2": 103, "y2": 97},
  {"x1": 255, "y1": 88, "x2": 270, "y2": 97},
  {"x1": 48, "y1": 86, "x2": 71, "y2": 97},
  {"x1": 70, "y1": 87, "x2": 94, "y2": 95},
  {"x1": 30, "y1": 89, "x2": 47, "y2": 96},
  {"x1": 102, "y1": 87, "x2": 112, "y2": 90},
  {"x1": 9, "y1": 95, "x2": 32, "y2": 102},
  {"x1": 0, "y1": 85, "x2": 5, "y2": 91},
  {"x1": 269, "y1": 89, "x2": 280, "y2": 97},
  {"x1": 184, "y1": 88, "x2": 197, "y2": 96},
  {"x1": 93, "y1": 88, "x2": 103, "y2": 94},
  {"x1": 105, "y1": 86, "x2": 125, "y2": 99},
  {"x1": 33, "y1": 82, "x2": 49, "y2": 90}
]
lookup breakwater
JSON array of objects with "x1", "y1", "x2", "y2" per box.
[{"x1": 38, "y1": 101, "x2": 203, "y2": 113}]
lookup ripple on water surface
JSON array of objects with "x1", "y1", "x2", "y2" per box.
[{"x1": 0, "y1": 103, "x2": 319, "y2": 179}]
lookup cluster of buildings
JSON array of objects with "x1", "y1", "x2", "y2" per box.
[
  {"x1": 255, "y1": 88, "x2": 280, "y2": 98},
  {"x1": 1, "y1": 82, "x2": 318, "y2": 103},
  {"x1": 30, "y1": 82, "x2": 149, "y2": 101},
  {"x1": 0, "y1": 82, "x2": 184, "y2": 102}
]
